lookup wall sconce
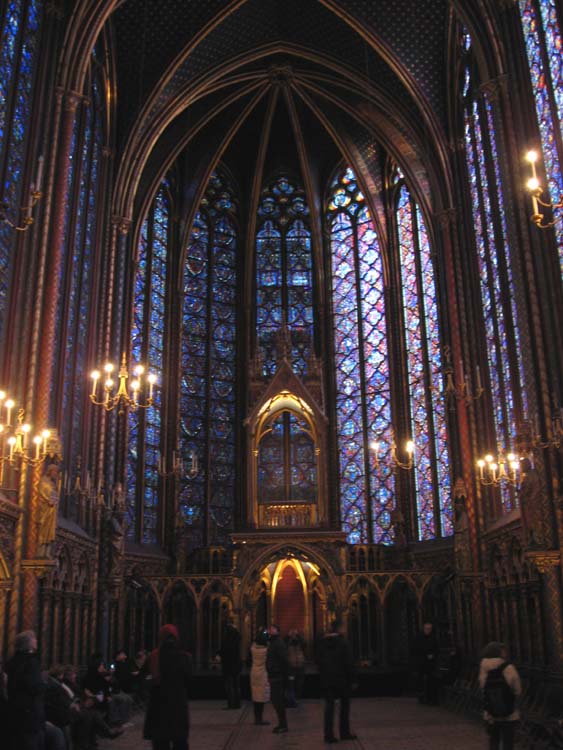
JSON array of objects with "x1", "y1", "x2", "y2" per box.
[
  {"x1": 189, "y1": 451, "x2": 199, "y2": 477},
  {"x1": 370, "y1": 434, "x2": 415, "y2": 471},
  {"x1": 157, "y1": 451, "x2": 184, "y2": 478},
  {"x1": 441, "y1": 345, "x2": 483, "y2": 409},
  {"x1": 525, "y1": 150, "x2": 563, "y2": 229},
  {"x1": 0, "y1": 156, "x2": 44, "y2": 232},
  {"x1": 476, "y1": 450, "x2": 520, "y2": 487},
  {"x1": 90, "y1": 353, "x2": 156, "y2": 413},
  {"x1": 527, "y1": 408, "x2": 563, "y2": 450}
]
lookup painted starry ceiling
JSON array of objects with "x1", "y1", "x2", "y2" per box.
[{"x1": 110, "y1": 0, "x2": 451, "y2": 204}]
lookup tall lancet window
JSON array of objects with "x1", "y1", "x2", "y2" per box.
[
  {"x1": 255, "y1": 176, "x2": 313, "y2": 377},
  {"x1": 180, "y1": 171, "x2": 238, "y2": 545},
  {"x1": 0, "y1": 0, "x2": 43, "y2": 340},
  {"x1": 462, "y1": 32, "x2": 527, "y2": 513},
  {"x1": 396, "y1": 184, "x2": 451, "y2": 540},
  {"x1": 128, "y1": 181, "x2": 169, "y2": 543},
  {"x1": 52, "y1": 63, "x2": 105, "y2": 486},
  {"x1": 328, "y1": 167, "x2": 394, "y2": 544},
  {"x1": 519, "y1": 0, "x2": 563, "y2": 274}
]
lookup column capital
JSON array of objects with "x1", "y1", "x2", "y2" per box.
[
  {"x1": 111, "y1": 216, "x2": 132, "y2": 235},
  {"x1": 434, "y1": 208, "x2": 457, "y2": 229},
  {"x1": 525, "y1": 550, "x2": 561, "y2": 573},
  {"x1": 479, "y1": 74, "x2": 509, "y2": 103}
]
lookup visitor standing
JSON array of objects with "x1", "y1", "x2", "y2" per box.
[
  {"x1": 479, "y1": 641, "x2": 521, "y2": 750},
  {"x1": 250, "y1": 629, "x2": 270, "y2": 725},
  {"x1": 144, "y1": 624, "x2": 192, "y2": 750},
  {"x1": 317, "y1": 620, "x2": 357, "y2": 743},
  {"x1": 412, "y1": 622, "x2": 439, "y2": 705},
  {"x1": 266, "y1": 624, "x2": 289, "y2": 734},
  {"x1": 218, "y1": 619, "x2": 242, "y2": 709},
  {"x1": 286, "y1": 630, "x2": 306, "y2": 707},
  {"x1": 6, "y1": 630, "x2": 46, "y2": 750}
]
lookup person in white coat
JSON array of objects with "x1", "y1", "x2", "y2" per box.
[
  {"x1": 478, "y1": 641, "x2": 521, "y2": 750},
  {"x1": 250, "y1": 629, "x2": 270, "y2": 726}
]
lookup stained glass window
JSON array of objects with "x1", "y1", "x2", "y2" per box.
[
  {"x1": 463, "y1": 38, "x2": 527, "y2": 513},
  {"x1": 328, "y1": 167, "x2": 394, "y2": 544},
  {"x1": 519, "y1": 0, "x2": 563, "y2": 275},
  {"x1": 0, "y1": 0, "x2": 43, "y2": 341},
  {"x1": 397, "y1": 186, "x2": 451, "y2": 539},
  {"x1": 179, "y1": 171, "x2": 237, "y2": 544},
  {"x1": 55, "y1": 74, "x2": 104, "y2": 485},
  {"x1": 258, "y1": 411, "x2": 317, "y2": 505},
  {"x1": 128, "y1": 183, "x2": 169, "y2": 543},
  {"x1": 256, "y1": 176, "x2": 313, "y2": 376}
]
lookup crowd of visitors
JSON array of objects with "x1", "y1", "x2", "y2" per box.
[
  {"x1": 2, "y1": 630, "x2": 148, "y2": 750},
  {"x1": 1, "y1": 621, "x2": 524, "y2": 750}
]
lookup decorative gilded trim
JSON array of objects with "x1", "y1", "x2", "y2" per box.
[
  {"x1": 21, "y1": 558, "x2": 57, "y2": 576},
  {"x1": 525, "y1": 550, "x2": 561, "y2": 573}
]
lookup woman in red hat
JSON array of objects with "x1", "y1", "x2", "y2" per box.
[{"x1": 144, "y1": 624, "x2": 192, "y2": 750}]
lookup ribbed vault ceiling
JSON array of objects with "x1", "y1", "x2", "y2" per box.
[{"x1": 109, "y1": 0, "x2": 453, "y2": 218}]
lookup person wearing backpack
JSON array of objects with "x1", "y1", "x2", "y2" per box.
[{"x1": 479, "y1": 641, "x2": 522, "y2": 749}]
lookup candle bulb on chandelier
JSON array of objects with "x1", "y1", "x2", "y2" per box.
[
  {"x1": 526, "y1": 150, "x2": 541, "y2": 216},
  {"x1": 5, "y1": 399, "x2": 14, "y2": 427},
  {"x1": 148, "y1": 373, "x2": 156, "y2": 400},
  {"x1": 91, "y1": 370, "x2": 100, "y2": 397},
  {"x1": 21, "y1": 423, "x2": 31, "y2": 449},
  {"x1": 33, "y1": 435, "x2": 42, "y2": 460},
  {"x1": 8, "y1": 436, "x2": 15, "y2": 461},
  {"x1": 35, "y1": 155, "x2": 44, "y2": 191}
]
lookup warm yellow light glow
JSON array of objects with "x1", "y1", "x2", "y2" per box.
[
  {"x1": 406, "y1": 440, "x2": 415, "y2": 454},
  {"x1": 485, "y1": 454, "x2": 493, "y2": 463},
  {"x1": 0, "y1": 391, "x2": 5, "y2": 400},
  {"x1": 105, "y1": 379, "x2": 114, "y2": 389},
  {"x1": 22, "y1": 424, "x2": 31, "y2": 433},
  {"x1": 477, "y1": 459, "x2": 485, "y2": 468},
  {"x1": 131, "y1": 380, "x2": 140, "y2": 391},
  {"x1": 5, "y1": 399, "x2": 14, "y2": 409},
  {"x1": 507, "y1": 453, "x2": 516, "y2": 462},
  {"x1": 33, "y1": 435, "x2": 42, "y2": 445},
  {"x1": 7, "y1": 436, "x2": 16, "y2": 446},
  {"x1": 41, "y1": 429, "x2": 50, "y2": 439},
  {"x1": 91, "y1": 370, "x2": 100, "y2": 380},
  {"x1": 527, "y1": 177, "x2": 540, "y2": 191},
  {"x1": 147, "y1": 373, "x2": 157, "y2": 384},
  {"x1": 104, "y1": 363, "x2": 114, "y2": 374},
  {"x1": 134, "y1": 365, "x2": 144, "y2": 376},
  {"x1": 370, "y1": 440, "x2": 380, "y2": 453},
  {"x1": 526, "y1": 150, "x2": 538, "y2": 163}
]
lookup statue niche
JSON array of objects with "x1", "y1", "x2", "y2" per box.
[{"x1": 244, "y1": 360, "x2": 329, "y2": 530}]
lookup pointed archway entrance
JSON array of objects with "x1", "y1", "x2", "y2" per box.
[{"x1": 272, "y1": 559, "x2": 306, "y2": 637}]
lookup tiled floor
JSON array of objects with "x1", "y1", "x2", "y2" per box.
[{"x1": 99, "y1": 697, "x2": 486, "y2": 750}]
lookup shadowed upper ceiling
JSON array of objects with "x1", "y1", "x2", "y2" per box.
[{"x1": 109, "y1": 0, "x2": 453, "y2": 216}]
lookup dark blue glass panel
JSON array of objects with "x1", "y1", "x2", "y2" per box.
[{"x1": 255, "y1": 177, "x2": 313, "y2": 376}]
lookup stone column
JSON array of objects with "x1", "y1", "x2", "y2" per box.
[{"x1": 527, "y1": 551, "x2": 563, "y2": 667}]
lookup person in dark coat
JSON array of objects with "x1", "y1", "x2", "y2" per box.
[
  {"x1": 317, "y1": 620, "x2": 357, "y2": 743},
  {"x1": 5, "y1": 630, "x2": 46, "y2": 750},
  {"x1": 218, "y1": 620, "x2": 242, "y2": 709},
  {"x1": 412, "y1": 621, "x2": 439, "y2": 705},
  {"x1": 144, "y1": 623, "x2": 192, "y2": 750},
  {"x1": 47, "y1": 664, "x2": 123, "y2": 750},
  {"x1": 266, "y1": 624, "x2": 289, "y2": 734},
  {"x1": 114, "y1": 649, "x2": 137, "y2": 694}
]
